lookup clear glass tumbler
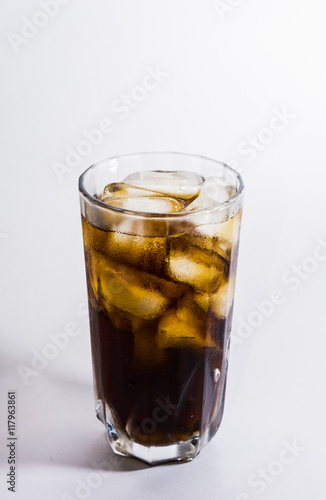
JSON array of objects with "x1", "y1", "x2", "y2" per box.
[{"x1": 79, "y1": 152, "x2": 244, "y2": 465}]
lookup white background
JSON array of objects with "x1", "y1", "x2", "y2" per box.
[{"x1": 1, "y1": 1, "x2": 326, "y2": 499}]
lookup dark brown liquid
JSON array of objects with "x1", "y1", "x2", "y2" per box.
[{"x1": 82, "y1": 215, "x2": 237, "y2": 445}]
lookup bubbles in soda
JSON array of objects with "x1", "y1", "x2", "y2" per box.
[{"x1": 82, "y1": 169, "x2": 241, "y2": 447}]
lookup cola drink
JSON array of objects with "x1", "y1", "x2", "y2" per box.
[{"x1": 79, "y1": 154, "x2": 244, "y2": 464}]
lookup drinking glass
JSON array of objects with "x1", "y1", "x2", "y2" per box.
[{"x1": 79, "y1": 152, "x2": 244, "y2": 465}]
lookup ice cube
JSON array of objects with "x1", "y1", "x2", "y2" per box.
[
  {"x1": 103, "y1": 218, "x2": 167, "y2": 275},
  {"x1": 166, "y1": 241, "x2": 226, "y2": 293},
  {"x1": 104, "y1": 196, "x2": 183, "y2": 214},
  {"x1": 177, "y1": 293, "x2": 221, "y2": 349},
  {"x1": 183, "y1": 210, "x2": 242, "y2": 261},
  {"x1": 186, "y1": 177, "x2": 234, "y2": 211},
  {"x1": 211, "y1": 276, "x2": 236, "y2": 319},
  {"x1": 157, "y1": 308, "x2": 215, "y2": 349},
  {"x1": 176, "y1": 293, "x2": 206, "y2": 328},
  {"x1": 83, "y1": 217, "x2": 166, "y2": 275},
  {"x1": 184, "y1": 197, "x2": 216, "y2": 212},
  {"x1": 95, "y1": 258, "x2": 185, "y2": 319},
  {"x1": 111, "y1": 232, "x2": 166, "y2": 274},
  {"x1": 104, "y1": 301, "x2": 161, "y2": 342},
  {"x1": 193, "y1": 275, "x2": 236, "y2": 319},
  {"x1": 101, "y1": 182, "x2": 164, "y2": 200},
  {"x1": 123, "y1": 170, "x2": 204, "y2": 200},
  {"x1": 200, "y1": 177, "x2": 236, "y2": 202},
  {"x1": 193, "y1": 291, "x2": 210, "y2": 313},
  {"x1": 99, "y1": 271, "x2": 168, "y2": 320}
]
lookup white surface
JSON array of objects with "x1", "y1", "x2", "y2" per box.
[{"x1": 1, "y1": 1, "x2": 326, "y2": 499}]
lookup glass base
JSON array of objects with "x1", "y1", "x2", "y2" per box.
[
  {"x1": 95, "y1": 395, "x2": 226, "y2": 466},
  {"x1": 107, "y1": 429, "x2": 200, "y2": 465}
]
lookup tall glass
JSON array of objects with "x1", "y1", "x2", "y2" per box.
[{"x1": 79, "y1": 152, "x2": 244, "y2": 465}]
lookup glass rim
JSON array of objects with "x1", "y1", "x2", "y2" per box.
[{"x1": 78, "y1": 151, "x2": 244, "y2": 218}]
